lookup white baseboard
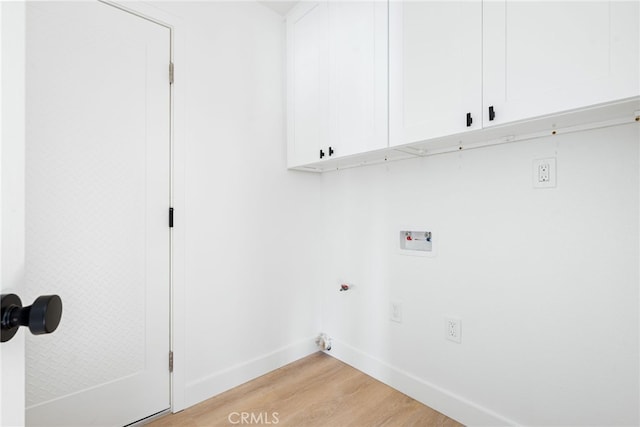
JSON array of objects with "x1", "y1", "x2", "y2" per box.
[
  {"x1": 326, "y1": 338, "x2": 518, "y2": 426},
  {"x1": 184, "y1": 336, "x2": 319, "y2": 409}
]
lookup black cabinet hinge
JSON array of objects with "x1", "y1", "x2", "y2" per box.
[
  {"x1": 489, "y1": 105, "x2": 495, "y2": 121},
  {"x1": 169, "y1": 208, "x2": 174, "y2": 228},
  {"x1": 466, "y1": 112, "x2": 472, "y2": 127}
]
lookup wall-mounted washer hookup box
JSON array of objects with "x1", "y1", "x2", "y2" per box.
[{"x1": 399, "y1": 230, "x2": 433, "y2": 255}]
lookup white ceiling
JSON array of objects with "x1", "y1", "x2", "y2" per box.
[{"x1": 259, "y1": 1, "x2": 298, "y2": 16}]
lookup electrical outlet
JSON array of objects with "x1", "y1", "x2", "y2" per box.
[
  {"x1": 390, "y1": 301, "x2": 402, "y2": 323},
  {"x1": 445, "y1": 317, "x2": 461, "y2": 343},
  {"x1": 538, "y1": 162, "x2": 550, "y2": 182},
  {"x1": 533, "y1": 158, "x2": 556, "y2": 188}
]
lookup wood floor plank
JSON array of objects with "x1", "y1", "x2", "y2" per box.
[{"x1": 149, "y1": 352, "x2": 463, "y2": 427}]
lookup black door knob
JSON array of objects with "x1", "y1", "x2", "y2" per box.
[{"x1": 1, "y1": 293, "x2": 63, "y2": 343}]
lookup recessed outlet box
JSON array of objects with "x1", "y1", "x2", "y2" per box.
[
  {"x1": 533, "y1": 158, "x2": 556, "y2": 189},
  {"x1": 445, "y1": 317, "x2": 461, "y2": 343},
  {"x1": 398, "y1": 228, "x2": 435, "y2": 257},
  {"x1": 390, "y1": 301, "x2": 402, "y2": 323}
]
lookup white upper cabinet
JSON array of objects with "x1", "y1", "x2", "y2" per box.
[
  {"x1": 287, "y1": 1, "x2": 388, "y2": 168},
  {"x1": 389, "y1": 1, "x2": 482, "y2": 147},
  {"x1": 288, "y1": 0, "x2": 639, "y2": 171},
  {"x1": 483, "y1": 0, "x2": 640, "y2": 126},
  {"x1": 287, "y1": 2, "x2": 328, "y2": 168},
  {"x1": 329, "y1": 2, "x2": 388, "y2": 158}
]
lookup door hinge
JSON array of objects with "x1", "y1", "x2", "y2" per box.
[
  {"x1": 169, "y1": 62, "x2": 174, "y2": 85},
  {"x1": 169, "y1": 351, "x2": 174, "y2": 372},
  {"x1": 169, "y1": 207, "x2": 174, "y2": 228}
]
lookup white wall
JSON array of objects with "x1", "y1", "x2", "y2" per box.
[
  {"x1": 152, "y1": 2, "x2": 322, "y2": 408},
  {"x1": 320, "y1": 123, "x2": 639, "y2": 425},
  {"x1": 113, "y1": 4, "x2": 639, "y2": 425}
]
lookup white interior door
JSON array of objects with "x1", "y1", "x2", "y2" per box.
[
  {"x1": 24, "y1": 2, "x2": 171, "y2": 426},
  {"x1": 1, "y1": 2, "x2": 27, "y2": 426}
]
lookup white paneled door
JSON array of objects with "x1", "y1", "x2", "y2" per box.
[
  {"x1": 25, "y1": 2, "x2": 171, "y2": 426},
  {"x1": 1, "y1": 2, "x2": 27, "y2": 426}
]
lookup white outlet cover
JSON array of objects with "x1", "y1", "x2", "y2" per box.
[
  {"x1": 390, "y1": 301, "x2": 402, "y2": 323},
  {"x1": 532, "y1": 158, "x2": 556, "y2": 189},
  {"x1": 445, "y1": 317, "x2": 462, "y2": 343}
]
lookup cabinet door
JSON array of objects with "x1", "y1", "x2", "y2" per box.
[
  {"x1": 483, "y1": 1, "x2": 640, "y2": 126},
  {"x1": 389, "y1": 1, "x2": 482, "y2": 147},
  {"x1": 328, "y1": 1, "x2": 388, "y2": 158},
  {"x1": 287, "y1": 2, "x2": 328, "y2": 167}
]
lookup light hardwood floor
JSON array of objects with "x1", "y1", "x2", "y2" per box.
[{"x1": 149, "y1": 352, "x2": 463, "y2": 427}]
